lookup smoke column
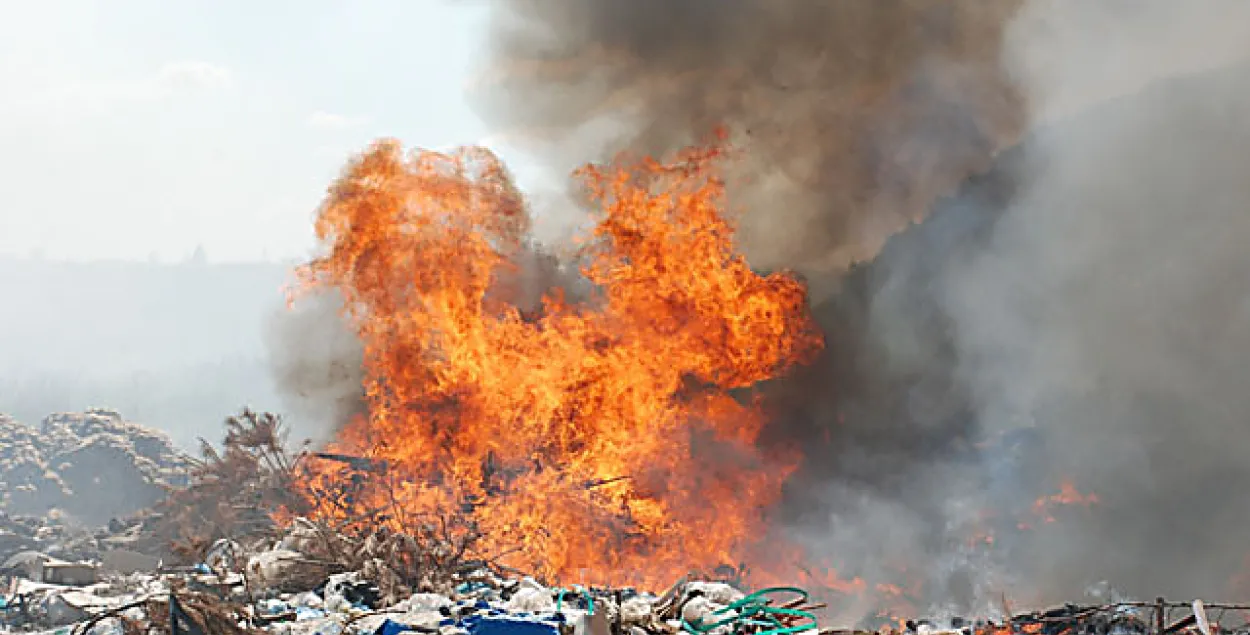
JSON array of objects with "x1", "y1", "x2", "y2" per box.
[
  {"x1": 471, "y1": 0, "x2": 1025, "y2": 293},
  {"x1": 937, "y1": 0, "x2": 1250, "y2": 603},
  {"x1": 470, "y1": 0, "x2": 1026, "y2": 616},
  {"x1": 265, "y1": 289, "x2": 366, "y2": 445},
  {"x1": 777, "y1": 0, "x2": 1250, "y2": 615}
]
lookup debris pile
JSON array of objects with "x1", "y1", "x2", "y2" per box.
[
  {"x1": 0, "y1": 408, "x2": 192, "y2": 589},
  {"x1": 835, "y1": 601, "x2": 1250, "y2": 635},
  {"x1": 0, "y1": 409, "x2": 831, "y2": 634},
  {"x1": 0, "y1": 409, "x2": 1243, "y2": 634},
  {"x1": 0, "y1": 542, "x2": 822, "y2": 635},
  {"x1": 0, "y1": 409, "x2": 190, "y2": 528}
]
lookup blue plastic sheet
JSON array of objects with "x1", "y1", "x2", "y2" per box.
[
  {"x1": 466, "y1": 616, "x2": 561, "y2": 635},
  {"x1": 376, "y1": 619, "x2": 414, "y2": 635}
]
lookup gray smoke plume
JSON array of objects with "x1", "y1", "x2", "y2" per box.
[
  {"x1": 472, "y1": 0, "x2": 1025, "y2": 292},
  {"x1": 943, "y1": 0, "x2": 1250, "y2": 604},
  {"x1": 770, "y1": 0, "x2": 1250, "y2": 618},
  {"x1": 265, "y1": 289, "x2": 366, "y2": 445}
]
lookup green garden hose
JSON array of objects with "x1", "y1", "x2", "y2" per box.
[
  {"x1": 681, "y1": 587, "x2": 818, "y2": 635},
  {"x1": 554, "y1": 587, "x2": 596, "y2": 615}
]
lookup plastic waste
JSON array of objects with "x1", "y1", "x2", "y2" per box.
[
  {"x1": 466, "y1": 615, "x2": 562, "y2": 635},
  {"x1": 377, "y1": 619, "x2": 416, "y2": 635}
]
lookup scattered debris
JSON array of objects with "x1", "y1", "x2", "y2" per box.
[
  {"x1": 0, "y1": 409, "x2": 1245, "y2": 634},
  {"x1": 40, "y1": 560, "x2": 98, "y2": 587},
  {"x1": 832, "y1": 601, "x2": 1250, "y2": 635}
]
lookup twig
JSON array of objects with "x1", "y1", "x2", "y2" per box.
[{"x1": 71, "y1": 597, "x2": 154, "y2": 635}]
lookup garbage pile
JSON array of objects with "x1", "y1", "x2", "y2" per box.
[
  {"x1": 840, "y1": 600, "x2": 1250, "y2": 635},
  {"x1": 0, "y1": 518, "x2": 825, "y2": 635},
  {"x1": 0, "y1": 409, "x2": 190, "y2": 528},
  {"x1": 0, "y1": 409, "x2": 830, "y2": 634},
  {"x1": 1, "y1": 409, "x2": 1243, "y2": 634}
]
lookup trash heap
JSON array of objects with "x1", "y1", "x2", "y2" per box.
[
  {"x1": 0, "y1": 410, "x2": 827, "y2": 634},
  {"x1": 0, "y1": 409, "x2": 190, "y2": 528},
  {"x1": 4, "y1": 409, "x2": 1244, "y2": 635},
  {"x1": 0, "y1": 519, "x2": 825, "y2": 635},
  {"x1": 833, "y1": 600, "x2": 1250, "y2": 635}
]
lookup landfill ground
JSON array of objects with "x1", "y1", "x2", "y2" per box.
[{"x1": 1, "y1": 410, "x2": 1247, "y2": 635}]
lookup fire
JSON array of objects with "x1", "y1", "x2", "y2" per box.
[
  {"x1": 1028, "y1": 480, "x2": 1099, "y2": 526},
  {"x1": 290, "y1": 134, "x2": 824, "y2": 589}
]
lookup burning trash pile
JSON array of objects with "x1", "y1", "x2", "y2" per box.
[
  {"x1": 288, "y1": 134, "x2": 823, "y2": 591},
  {"x1": 4, "y1": 90, "x2": 1250, "y2": 631},
  {"x1": 1, "y1": 137, "x2": 851, "y2": 633},
  {"x1": 0, "y1": 409, "x2": 831, "y2": 635},
  {"x1": 0, "y1": 409, "x2": 1245, "y2": 635}
]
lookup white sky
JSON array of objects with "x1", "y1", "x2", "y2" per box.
[{"x1": 0, "y1": 0, "x2": 529, "y2": 262}]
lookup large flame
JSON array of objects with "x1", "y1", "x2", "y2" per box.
[{"x1": 292, "y1": 134, "x2": 824, "y2": 588}]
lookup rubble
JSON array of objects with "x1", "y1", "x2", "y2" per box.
[{"x1": 0, "y1": 532, "x2": 824, "y2": 635}]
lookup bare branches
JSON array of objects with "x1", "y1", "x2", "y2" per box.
[
  {"x1": 144, "y1": 409, "x2": 313, "y2": 563},
  {"x1": 136, "y1": 410, "x2": 508, "y2": 605}
]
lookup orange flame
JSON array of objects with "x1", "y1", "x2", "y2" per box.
[
  {"x1": 290, "y1": 134, "x2": 824, "y2": 589},
  {"x1": 1025, "y1": 480, "x2": 1099, "y2": 527}
]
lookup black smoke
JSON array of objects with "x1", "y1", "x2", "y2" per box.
[
  {"x1": 471, "y1": 0, "x2": 1025, "y2": 290},
  {"x1": 767, "y1": 28, "x2": 1250, "y2": 615}
]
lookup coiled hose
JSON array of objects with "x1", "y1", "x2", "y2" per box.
[
  {"x1": 681, "y1": 587, "x2": 818, "y2": 635},
  {"x1": 555, "y1": 587, "x2": 596, "y2": 615}
]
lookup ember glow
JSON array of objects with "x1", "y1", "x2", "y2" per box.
[{"x1": 290, "y1": 135, "x2": 824, "y2": 589}]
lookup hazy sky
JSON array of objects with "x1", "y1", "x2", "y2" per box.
[{"x1": 0, "y1": 0, "x2": 529, "y2": 263}]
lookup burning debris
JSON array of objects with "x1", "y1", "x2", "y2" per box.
[
  {"x1": 5, "y1": 5, "x2": 1250, "y2": 632},
  {"x1": 289, "y1": 135, "x2": 823, "y2": 590},
  {"x1": 0, "y1": 409, "x2": 835, "y2": 634},
  {"x1": 0, "y1": 409, "x2": 1243, "y2": 635},
  {"x1": 0, "y1": 409, "x2": 896, "y2": 632}
]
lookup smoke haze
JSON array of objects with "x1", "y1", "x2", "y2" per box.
[
  {"x1": 264, "y1": 288, "x2": 366, "y2": 445},
  {"x1": 0, "y1": 257, "x2": 291, "y2": 449},
  {"x1": 762, "y1": 0, "x2": 1250, "y2": 617},
  {"x1": 945, "y1": 0, "x2": 1250, "y2": 602}
]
